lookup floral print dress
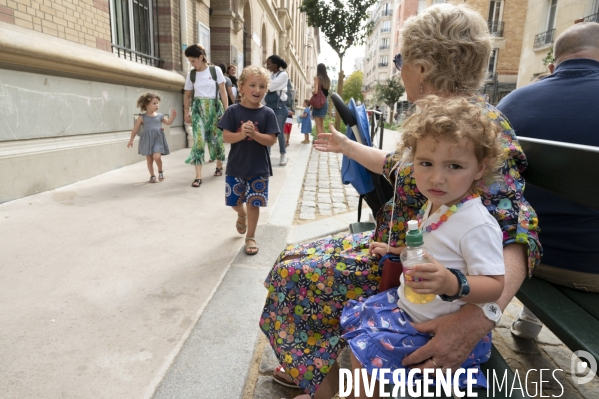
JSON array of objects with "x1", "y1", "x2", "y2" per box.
[{"x1": 259, "y1": 95, "x2": 541, "y2": 397}]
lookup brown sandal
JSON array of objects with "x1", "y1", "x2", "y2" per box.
[
  {"x1": 214, "y1": 167, "x2": 223, "y2": 177},
  {"x1": 245, "y1": 237, "x2": 258, "y2": 255},
  {"x1": 236, "y1": 214, "x2": 247, "y2": 235}
]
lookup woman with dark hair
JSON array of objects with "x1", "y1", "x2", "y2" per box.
[
  {"x1": 312, "y1": 63, "x2": 331, "y2": 135},
  {"x1": 260, "y1": 4, "x2": 540, "y2": 399},
  {"x1": 219, "y1": 63, "x2": 236, "y2": 107},
  {"x1": 264, "y1": 55, "x2": 289, "y2": 166},
  {"x1": 227, "y1": 64, "x2": 239, "y2": 103},
  {"x1": 183, "y1": 44, "x2": 229, "y2": 187}
]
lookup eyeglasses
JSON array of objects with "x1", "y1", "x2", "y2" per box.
[{"x1": 393, "y1": 53, "x2": 403, "y2": 71}]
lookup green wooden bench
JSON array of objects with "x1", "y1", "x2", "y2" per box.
[{"x1": 516, "y1": 137, "x2": 599, "y2": 365}]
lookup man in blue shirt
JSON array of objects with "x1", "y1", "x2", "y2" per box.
[{"x1": 497, "y1": 22, "x2": 599, "y2": 339}]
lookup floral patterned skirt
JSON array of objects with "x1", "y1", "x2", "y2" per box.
[
  {"x1": 259, "y1": 231, "x2": 382, "y2": 396},
  {"x1": 185, "y1": 98, "x2": 225, "y2": 165}
]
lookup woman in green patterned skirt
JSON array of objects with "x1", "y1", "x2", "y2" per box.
[{"x1": 183, "y1": 44, "x2": 229, "y2": 187}]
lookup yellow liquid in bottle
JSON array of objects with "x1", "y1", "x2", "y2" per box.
[{"x1": 404, "y1": 285, "x2": 436, "y2": 304}]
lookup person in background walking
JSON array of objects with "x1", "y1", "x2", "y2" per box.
[
  {"x1": 183, "y1": 44, "x2": 228, "y2": 188},
  {"x1": 264, "y1": 55, "x2": 289, "y2": 166},
  {"x1": 219, "y1": 65, "x2": 280, "y2": 255},
  {"x1": 227, "y1": 64, "x2": 239, "y2": 103},
  {"x1": 283, "y1": 109, "x2": 294, "y2": 147},
  {"x1": 127, "y1": 92, "x2": 177, "y2": 183},
  {"x1": 312, "y1": 63, "x2": 330, "y2": 135},
  {"x1": 300, "y1": 99, "x2": 312, "y2": 144},
  {"x1": 219, "y1": 63, "x2": 236, "y2": 108}
]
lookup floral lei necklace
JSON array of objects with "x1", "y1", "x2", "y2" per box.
[{"x1": 416, "y1": 193, "x2": 480, "y2": 233}]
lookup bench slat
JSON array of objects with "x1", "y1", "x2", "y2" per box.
[
  {"x1": 517, "y1": 277, "x2": 599, "y2": 363},
  {"x1": 554, "y1": 285, "x2": 599, "y2": 320},
  {"x1": 519, "y1": 137, "x2": 599, "y2": 211}
]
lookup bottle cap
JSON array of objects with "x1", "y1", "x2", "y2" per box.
[{"x1": 406, "y1": 220, "x2": 423, "y2": 246}]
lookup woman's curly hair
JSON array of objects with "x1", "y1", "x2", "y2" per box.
[
  {"x1": 136, "y1": 92, "x2": 160, "y2": 111},
  {"x1": 237, "y1": 65, "x2": 270, "y2": 97},
  {"x1": 401, "y1": 3, "x2": 491, "y2": 93},
  {"x1": 398, "y1": 96, "x2": 503, "y2": 181}
]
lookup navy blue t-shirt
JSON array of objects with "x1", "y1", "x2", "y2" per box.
[
  {"x1": 218, "y1": 104, "x2": 280, "y2": 179},
  {"x1": 497, "y1": 58, "x2": 599, "y2": 273}
]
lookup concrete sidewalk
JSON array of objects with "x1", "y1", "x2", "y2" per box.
[{"x1": 0, "y1": 127, "x2": 312, "y2": 399}]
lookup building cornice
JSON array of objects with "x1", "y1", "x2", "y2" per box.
[
  {"x1": 257, "y1": 0, "x2": 284, "y2": 32},
  {"x1": 0, "y1": 22, "x2": 184, "y2": 91}
]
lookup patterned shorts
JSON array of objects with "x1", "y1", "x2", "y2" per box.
[{"x1": 225, "y1": 175, "x2": 269, "y2": 207}]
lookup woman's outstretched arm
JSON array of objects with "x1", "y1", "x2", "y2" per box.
[{"x1": 313, "y1": 123, "x2": 388, "y2": 175}]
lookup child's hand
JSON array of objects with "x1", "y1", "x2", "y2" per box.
[
  {"x1": 368, "y1": 242, "x2": 402, "y2": 258},
  {"x1": 171, "y1": 109, "x2": 177, "y2": 118},
  {"x1": 403, "y1": 257, "x2": 456, "y2": 296},
  {"x1": 184, "y1": 113, "x2": 191, "y2": 124},
  {"x1": 242, "y1": 121, "x2": 256, "y2": 139},
  {"x1": 127, "y1": 140, "x2": 133, "y2": 148}
]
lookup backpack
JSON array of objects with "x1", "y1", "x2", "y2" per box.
[
  {"x1": 190, "y1": 66, "x2": 219, "y2": 106},
  {"x1": 285, "y1": 78, "x2": 294, "y2": 109}
]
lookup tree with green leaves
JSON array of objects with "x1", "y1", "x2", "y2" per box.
[
  {"x1": 300, "y1": 0, "x2": 378, "y2": 127},
  {"x1": 374, "y1": 75, "x2": 405, "y2": 123},
  {"x1": 342, "y1": 70, "x2": 364, "y2": 103}
]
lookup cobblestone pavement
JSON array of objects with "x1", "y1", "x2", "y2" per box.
[{"x1": 298, "y1": 150, "x2": 362, "y2": 222}]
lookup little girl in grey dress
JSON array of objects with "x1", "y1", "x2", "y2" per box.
[{"x1": 127, "y1": 92, "x2": 177, "y2": 183}]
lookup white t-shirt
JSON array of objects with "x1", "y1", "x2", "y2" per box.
[
  {"x1": 184, "y1": 66, "x2": 226, "y2": 98},
  {"x1": 270, "y1": 71, "x2": 288, "y2": 101},
  {"x1": 397, "y1": 197, "x2": 505, "y2": 323}
]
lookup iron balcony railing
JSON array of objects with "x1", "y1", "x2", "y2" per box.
[
  {"x1": 487, "y1": 21, "x2": 504, "y2": 37},
  {"x1": 379, "y1": 45, "x2": 389, "y2": 50},
  {"x1": 534, "y1": 29, "x2": 555, "y2": 49},
  {"x1": 378, "y1": 62, "x2": 388, "y2": 67},
  {"x1": 584, "y1": 13, "x2": 598, "y2": 23},
  {"x1": 381, "y1": 9, "x2": 392, "y2": 16},
  {"x1": 380, "y1": 27, "x2": 391, "y2": 33},
  {"x1": 112, "y1": 44, "x2": 163, "y2": 67}
]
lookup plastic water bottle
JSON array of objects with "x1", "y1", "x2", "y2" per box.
[{"x1": 400, "y1": 220, "x2": 436, "y2": 304}]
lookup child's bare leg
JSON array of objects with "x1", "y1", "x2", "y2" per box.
[
  {"x1": 153, "y1": 153, "x2": 162, "y2": 171},
  {"x1": 350, "y1": 351, "x2": 380, "y2": 399},
  {"x1": 246, "y1": 204, "x2": 259, "y2": 238},
  {"x1": 304, "y1": 134, "x2": 310, "y2": 142},
  {"x1": 146, "y1": 156, "x2": 154, "y2": 176},
  {"x1": 313, "y1": 361, "x2": 340, "y2": 399}
]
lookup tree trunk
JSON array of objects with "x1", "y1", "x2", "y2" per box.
[{"x1": 334, "y1": 55, "x2": 344, "y2": 130}]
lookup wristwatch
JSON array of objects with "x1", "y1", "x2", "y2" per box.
[
  {"x1": 440, "y1": 268, "x2": 470, "y2": 302},
  {"x1": 476, "y1": 302, "x2": 503, "y2": 326}
]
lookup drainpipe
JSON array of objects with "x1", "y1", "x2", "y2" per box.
[
  {"x1": 180, "y1": 0, "x2": 193, "y2": 147},
  {"x1": 180, "y1": 0, "x2": 189, "y2": 74}
]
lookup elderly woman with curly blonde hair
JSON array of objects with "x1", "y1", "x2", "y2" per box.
[{"x1": 260, "y1": 4, "x2": 541, "y2": 398}]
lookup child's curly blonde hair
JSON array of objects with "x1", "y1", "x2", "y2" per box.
[
  {"x1": 237, "y1": 66, "x2": 270, "y2": 97},
  {"x1": 399, "y1": 96, "x2": 503, "y2": 181},
  {"x1": 136, "y1": 92, "x2": 161, "y2": 111}
]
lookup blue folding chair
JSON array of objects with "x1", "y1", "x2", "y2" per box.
[{"x1": 330, "y1": 94, "x2": 394, "y2": 233}]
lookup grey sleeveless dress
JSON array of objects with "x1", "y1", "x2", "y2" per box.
[{"x1": 138, "y1": 113, "x2": 170, "y2": 156}]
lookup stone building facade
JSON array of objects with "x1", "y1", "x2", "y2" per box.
[
  {"x1": 0, "y1": 0, "x2": 317, "y2": 203},
  {"x1": 362, "y1": 0, "x2": 399, "y2": 110},
  {"x1": 516, "y1": 0, "x2": 599, "y2": 88}
]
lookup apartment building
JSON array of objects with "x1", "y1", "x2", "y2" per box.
[
  {"x1": 362, "y1": 0, "x2": 398, "y2": 109},
  {"x1": 0, "y1": 0, "x2": 317, "y2": 203},
  {"x1": 516, "y1": 0, "x2": 599, "y2": 87}
]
